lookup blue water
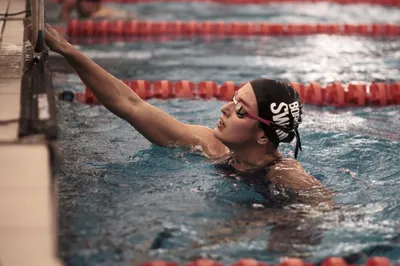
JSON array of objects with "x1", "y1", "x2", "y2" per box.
[
  {"x1": 50, "y1": 1, "x2": 400, "y2": 266},
  {"x1": 57, "y1": 99, "x2": 400, "y2": 266}
]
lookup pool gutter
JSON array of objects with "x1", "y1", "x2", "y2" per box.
[{"x1": 0, "y1": 0, "x2": 62, "y2": 265}]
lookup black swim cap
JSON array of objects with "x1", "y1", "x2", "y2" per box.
[{"x1": 250, "y1": 78, "x2": 303, "y2": 159}]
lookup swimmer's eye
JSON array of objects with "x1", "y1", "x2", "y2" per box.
[
  {"x1": 235, "y1": 103, "x2": 247, "y2": 118},
  {"x1": 232, "y1": 93, "x2": 247, "y2": 119}
]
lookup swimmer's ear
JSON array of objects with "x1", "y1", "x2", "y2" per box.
[
  {"x1": 257, "y1": 137, "x2": 268, "y2": 145},
  {"x1": 256, "y1": 130, "x2": 268, "y2": 145}
]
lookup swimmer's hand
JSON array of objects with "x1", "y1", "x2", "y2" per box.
[{"x1": 26, "y1": 24, "x2": 72, "y2": 55}]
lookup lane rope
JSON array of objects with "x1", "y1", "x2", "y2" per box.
[
  {"x1": 57, "y1": 79, "x2": 400, "y2": 106},
  {"x1": 65, "y1": 20, "x2": 400, "y2": 37}
]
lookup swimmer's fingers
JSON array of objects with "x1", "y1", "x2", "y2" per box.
[
  {"x1": 43, "y1": 23, "x2": 70, "y2": 54},
  {"x1": 25, "y1": 24, "x2": 53, "y2": 45},
  {"x1": 25, "y1": 23, "x2": 68, "y2": 54}
]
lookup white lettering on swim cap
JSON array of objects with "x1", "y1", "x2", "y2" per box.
[
  {"x1": 272, "y1": 111, "x2": 290, "y2": 127},
  {"x1": 271, "y1": 102, "x2": 289, "y2": 141},
  {"x1": 270, "y1": 101, "x2": 301, "y2": 141},
  {"x1": 270, "y1": 102, "x2": 288, "y2": 114},
  {"x1": 289, "y1": 101, "x2": 300, "y2": 123},
  {"x1": 276, "y1": 129, "x2": 289, "y2": 140}
]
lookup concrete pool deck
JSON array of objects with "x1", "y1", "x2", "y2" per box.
[{"x1": 0, "y1": 0, "x2": 62, "y2": 265}]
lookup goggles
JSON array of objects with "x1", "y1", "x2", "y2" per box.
[
  {"x1": 232, "y1": 91, "x2": 273, "y2": 126},
  {"x1": 232, "y1": 92, "x2": 293, "y2": 134}
]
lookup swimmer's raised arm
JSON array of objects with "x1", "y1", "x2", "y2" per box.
[{"x1": 29, "y1": 24, "x2": 227, "y2": 157}]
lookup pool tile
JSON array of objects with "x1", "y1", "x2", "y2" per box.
[
  {"x1": 0, "y1": 228, "x2": 61, "y2": 266},
  {"x1": 0, "y1": 123, "x2": 18, "y2": 141},
  {"x1": 0, "y1": 188, "x2": 52, "y2": 227},
  {"x1": 0, "y1": 94, "x2": 20, "y2": 121},
  {"x1": 0, "y1": 145, "x2": 61, "y2": 266},
  {"x1": 0, "y1": 79, "x2": 21, "y2": 94},
  {"x1": 0, "y1": 0, "x2": 26, "y2": 15},
  {"x1": 0, "y1": 145, "x2": 50, "y2": 185},
  {"x1": 1, "y1": 21, "x2": 25, "y2": 46}
]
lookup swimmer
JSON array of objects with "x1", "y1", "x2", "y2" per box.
[
  {"x1": 59, "y1": 0, "x2": 135, "y2": 22},
  {"x1": 30, "y1": 24, "x2": 331, "y2": 204}
]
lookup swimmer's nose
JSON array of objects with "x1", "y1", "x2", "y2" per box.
[{"x1": 220, "y1": 101, "x2": 233, "y2": 117}]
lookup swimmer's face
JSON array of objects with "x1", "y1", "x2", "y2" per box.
[{"x1": 214, "y1": 82, "x2": 264, "y2": 147}]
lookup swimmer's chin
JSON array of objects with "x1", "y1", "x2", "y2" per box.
[
  {"x1": 213, "y1": 126, "x2": 224, "y2": 137},
  {"x1": 213, "y1": 127, "x2": 221, "y2": 139},
  {"x1": 213, "y1": 128, "x2": 228, "y2": 147}
]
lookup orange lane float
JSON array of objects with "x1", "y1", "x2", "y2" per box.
[
  {"x1": 48, "y1": 0, "x2": 400, "y2": 6},
  {"x1": 59, "y1": 80, "x2": 400, "y2": 107},
  {"x1": 135, "y1": 257, "x2": 394, "y2": 266},
  {"x1": 66, "y1": 20, "x2": 400, "y2": 37}
]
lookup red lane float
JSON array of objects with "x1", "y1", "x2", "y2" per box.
[
  {"x1": 321, "y1": 257, "x2": 348, "y2": 266},
  {"x1": 136, "y1": 257, "x2": 394, "y2": 266},
  {"x1": 66, "y1": 20, "x2": 400, "y2": 37},
  {"x1": 326, "y1": 82, "x2": 346, "y2": 107},
  {"x1": 185, "y1": 259, "x2": 224, "y2": 266},
  {"x1": 69, "y1": 80, "x2": 400, "y2": 106},
  {"x1": 365, "y1": 257, "x2": 392, "y2": 266},
  {"x1": 130, "y1": 79, "x2": 152, "y2": 99},
  {"x1": 48, "y1": 0, "x2": 400, "y2": 6},
  {"x1": 140, "y1": 261, "x2": 178, "y2": 266}
]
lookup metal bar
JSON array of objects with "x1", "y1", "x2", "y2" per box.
[
  {"x1": 31, "y1": 0, "x2": 37, "y2": 46},
  {"x1": 30, "y1": 0, "x2": 45, "y2": 53}
]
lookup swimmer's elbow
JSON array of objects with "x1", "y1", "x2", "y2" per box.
[{"x1": 126, "y1": 90, "x2": 143, "y2": 106}]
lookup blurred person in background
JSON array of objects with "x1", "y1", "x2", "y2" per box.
[{"x1": 59, "y1": 0, "x2": 136, "y2": 22}]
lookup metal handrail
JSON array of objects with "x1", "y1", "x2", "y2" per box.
[{"x1": 31, "y1": 0, "x2": 46, "y2": 53}]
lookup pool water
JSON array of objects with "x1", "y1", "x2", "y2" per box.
[
  {"x1": 52, "y1": 35, "x2": 400, "y2": 90},
  {"x1": 51, "y1": 2, "x2": 400, "y2": 266},
  {"x1": 46, "y1": 2, "x2": 400, "y2": 23},
  {"x1": 57, "y1": 99, "x2": 400, "y2": 266}
]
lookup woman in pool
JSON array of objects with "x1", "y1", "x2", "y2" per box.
[
  {"x1": 59, "y1": 0, "x2": 133, "y2": 22},
  {"x1": 32, "y1": 24, "x2": 330, "y2": 204}
]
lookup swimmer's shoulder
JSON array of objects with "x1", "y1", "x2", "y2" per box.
[
  {"x1": 187, "y1": 125, "x2": 229, "y2": 158},
  {"x1": 267, "y1": 157, "x2": 323, "y2": 191},
  {"x1": 266, "y1": 158, "x2": 333, "y2": 206}
]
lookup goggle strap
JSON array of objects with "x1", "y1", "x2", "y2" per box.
[{"x1": 294, "y1": 129, "x2": 302, "y2": 159}]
